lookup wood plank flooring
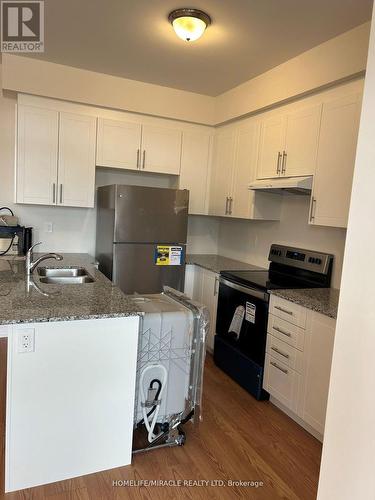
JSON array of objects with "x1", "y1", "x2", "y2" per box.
[{"x1": 0, "y1": 349, "x2": 321, "y2": 499}]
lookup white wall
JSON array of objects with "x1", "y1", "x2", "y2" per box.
[
  {"x1": 317, "y1": 8, "x2": 375, "y2": 499},
  {"x1": 2, "y1": 22, "x2": 370, "y2": 127},
  {"x1": 218, "y1": 196, "x2": 346, "y2": 289},
  {"x1": 216, "y1": 22, "x2": 370, "y2": 123},
  {"x1": 1, "y1": 54, "x2": 216, "y2": 125},
  {"x1": 0, "y1": 67, "x2": 219, "y2": 256}
]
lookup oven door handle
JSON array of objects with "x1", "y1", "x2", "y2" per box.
[{"x1": 219, "y1": 277, "x2": 269, "y2": 301}]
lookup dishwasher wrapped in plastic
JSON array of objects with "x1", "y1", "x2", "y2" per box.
[{"x1": 131, "y1": 287, "x2": 209, "y2": 452}]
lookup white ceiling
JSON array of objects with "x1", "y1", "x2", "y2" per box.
[{"x1": 28, "y1": 0, "x2": 373, "y2": 96}]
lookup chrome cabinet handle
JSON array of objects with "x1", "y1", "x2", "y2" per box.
[
  {"x1": 136, "y1": 149, "x2": 140, "y2": 169},
  {"x1": 228, "y1": 197, "x2": 233, "y2": 215},
  {"x1": 225, "y1": 197, "x2": 229, "y2": 215},
  {"x1": 271, "y1": 346, "x2": 289, "y2": 359},
  {"x1": 274, "y1": 305, "x2": 293, "y2": 316},
  {"x1": 273, "y1": 326, "x2": 292, "y2": 337},
  {"x1": 59, "y1": 184, "x2": 63, "y2": 204},
  {"x1": 276, "y1": 152, "x2": 282, "y2": 175},
  {"x1": 310, "y1": 197, "x2": 317, "y2": 222},
  {"x1": 52, "y1": 183, "x2": 56, "y2": 204},
  {"x1": 282, "y1": 151, "x2": 287, "y2": 174},
  {"x1": 271, "y1": 361, "x2": 288, "y2": 374},
  {"x1": 214, "y1": 277, "x2": 219, "y2": 296},
  {"x1": 142, "y1": 150, "x2": 146, "y2": 169}
]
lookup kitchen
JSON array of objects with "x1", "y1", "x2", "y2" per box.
[{"x1": 0, "y1": 1, "x2": 375, "y2": 498}]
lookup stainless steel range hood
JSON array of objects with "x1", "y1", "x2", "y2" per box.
[{"x1": 249, "y1": 176, "x2": 313, "y2": 195}]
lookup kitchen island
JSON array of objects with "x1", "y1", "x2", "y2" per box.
[{"x1": 0, "y1": 254, "x2": 141, "y2": 493}]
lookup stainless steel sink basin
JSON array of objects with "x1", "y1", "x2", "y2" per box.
[
  {"x1": 39, "y1": 275, "x2": 95, "y2": 285},
  {"x1": 37, "y1": 267, "x2": 89, "y2": 277}
]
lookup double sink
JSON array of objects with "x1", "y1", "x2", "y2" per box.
[{"x1": 37, "y1": 267, "x2": 95, "y2": 285}]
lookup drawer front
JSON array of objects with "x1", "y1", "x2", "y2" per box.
[
  {"x1": 268, "y1": 314, "x2": 305, "y2": 351},
  {"x1": 270, "y1": 296, "x2": 307, "y2": 328},
  {"x1": 263, "y1": 353, "x2": 300, "y2": 413},
  {"x1": 266, "y1": 333, "x2": 304, "y2": 373}
]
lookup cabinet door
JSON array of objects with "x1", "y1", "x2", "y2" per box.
[
  {"x1": 58, "y1": 112, "x2": 97, "y2": 208},
  {"x1": 183, "y1": 264, "x2": 195, "y2": 298},
  {"x1": 299, "y1": 312, "x2": 336, "y2": 435},
  {"x1": 180, "y1": 131, "x2": 212, "y2": 215},
  {"x1": 16, "y1": 105, "x2": 58, "y2": 205},
  {"x1": 141, "y1": 124, "x2": 182, "y2": 175},
  {"x1": 257, "y1": 114, "x2": 285, "y2": 179},
  {"x1": 209, "y1": 128, "x2": 236, "y2": 216},
  {"x1": 310, "y1": 93, "x2": 362, "y2": 228},
  {"x1": 96, "y1": 118, "x2": 142, "y2": 170},
  {"x1": 200, "y1": 269, "x2": 219, "y2": 352},
  {"x1": 231, "y1": 121, "x2": 260, "y2": 218},
  {"x1": 283, "y1": 104, "x2": 321, "y2": 177},
  {"x1": 264, "y1": 353, "x2": 301, "y2": 413}
]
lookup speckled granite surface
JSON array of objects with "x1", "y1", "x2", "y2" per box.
[
  {"x1": 186, "y1": 254, "x2": 265, "y2": 273},
  {"x1": 0, "y1": 253, "x2": 140, "y2": 325},
  {"x1": 269, "y1": 288, "x2": 340, "y2": 319}
]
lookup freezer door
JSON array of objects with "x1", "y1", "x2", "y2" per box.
[
  {"x1": 114, "y1": 185, "x2": 189, "y2": 243},
  {"x1": 113, "y1": 243, "x2": 186, "y2": 294}
]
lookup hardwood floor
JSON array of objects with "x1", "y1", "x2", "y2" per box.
[{"x1": 0, "y1": 352, "x2": 322, "y2": 500}]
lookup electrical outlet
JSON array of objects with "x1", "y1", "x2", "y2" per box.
[
  {"x1": 44, "y1": 222, "x2": 53, "y2": 233},
  {"x1": 17, "y1": 329, "x2": 35, "y2": 353}
]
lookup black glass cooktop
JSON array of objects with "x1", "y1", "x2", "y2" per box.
[{"x1": 220, "y1": 269, "x2": 323, "y2": 291}]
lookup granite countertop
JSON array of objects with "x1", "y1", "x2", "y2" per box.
[
  {"x1": 269, "y1": 288, "x2": 340, "y2": 319},
  {"x1": 0, "y1": 253, "x2": 140, "y2": 325},
  {"x1": 186, "y1": 254, "x2": 265, "y2": 273}
]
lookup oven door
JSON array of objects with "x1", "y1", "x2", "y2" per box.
[{"x1": 216, "y1": 277, "x2": 269, "y2": 366}]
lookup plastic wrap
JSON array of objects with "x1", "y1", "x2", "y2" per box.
[{"x1": 131, "y1": 287, "x2": 210, "y2": 437}]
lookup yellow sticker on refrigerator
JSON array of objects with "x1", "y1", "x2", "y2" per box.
[{"x1": 155, "y1": 246, "x2": 183, "y2": 266}]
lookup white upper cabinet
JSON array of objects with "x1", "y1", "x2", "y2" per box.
[
  {"x1": 257, "y1": 104, "x2": 321, "y2": 179},
  {"x1": 230, "y1": 122, "x2": 260, "y2": 218},
  {"x1": 209, "y1": 120, "x2": 281, "y2": 220},
  {"x1": 58, "y1": 113, "x2": 97, "y2": 208},
  {"x1": 309, "y1": 92, "x2": 362, "y2": 228},
  {"x1": 16, "y1": 105, "x2": 59, "y2": 205},
  {"x1": 209, "y1": 127, "x2": 236, "y2": 217},
  {"x1": 96, "y1": 118, "x2": 181, "y2": 175},
  {"x1": 257, "y1": 114, "x2": 285, "y2": 179},
  {"x1": 16, "y1": 102, "x2": 96, "y2": 208},
  {"x1": 179, "y1": 130, "x2": 212, "y2": 215},
  {"x1": 140, "y1": 124, "x2": 182, "y2": 175},
  {"x1": 96, "y1": 118, "x2": 141, "y2": 170},
  {"x1": 283, "y1": 105, "x2": 321, "y2": 177}
]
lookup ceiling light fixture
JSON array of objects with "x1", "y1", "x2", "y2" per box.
[{"x1": 168, "y1": 8, "x2": 211, "y2": 42}]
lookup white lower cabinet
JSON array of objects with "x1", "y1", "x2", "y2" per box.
[
  {"x1": 184, "y1": 264, "x2": 218, "y2": 352},
  {"x1": 264, "y1": 353, "x2": 301, "y2": 413},
  {"x1": 264, "y1": 295, "x2": 336, "y2": 439}
]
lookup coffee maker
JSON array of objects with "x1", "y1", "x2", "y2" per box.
[{"x1": 0, "y1": 207, "x2": 32, "y2": 256}]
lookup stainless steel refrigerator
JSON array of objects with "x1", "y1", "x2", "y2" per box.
[{"x1": 96, "y1": 185, "x2": 189, "y2": 294}]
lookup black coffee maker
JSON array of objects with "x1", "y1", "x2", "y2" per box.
[{"x1": 0, "y1": 207, "x2": 33, "y2": 256}]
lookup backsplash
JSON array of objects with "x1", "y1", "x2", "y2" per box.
[{"x1": 218, "y1": 196, "x2": 346, "y2": 289}]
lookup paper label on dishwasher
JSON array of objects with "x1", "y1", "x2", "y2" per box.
[
  {"x1": 245, "y1": 302, "x2": 256, "y2": 323},
  {"x1": 155, "y1": 245, "x2": 183, "y2": 266}
]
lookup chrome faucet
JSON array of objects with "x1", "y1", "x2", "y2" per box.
[{"x1": 26, "y1": 242, "x2": 63, "y2": 274}]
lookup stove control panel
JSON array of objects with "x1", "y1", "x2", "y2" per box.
[{"x1": 269, "y1": 244, "x2": 333, "y2": 275}]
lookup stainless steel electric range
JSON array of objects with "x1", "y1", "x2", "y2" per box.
[{"x1": 214, "y1": 244, "x2": 334, "y2": 400}]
